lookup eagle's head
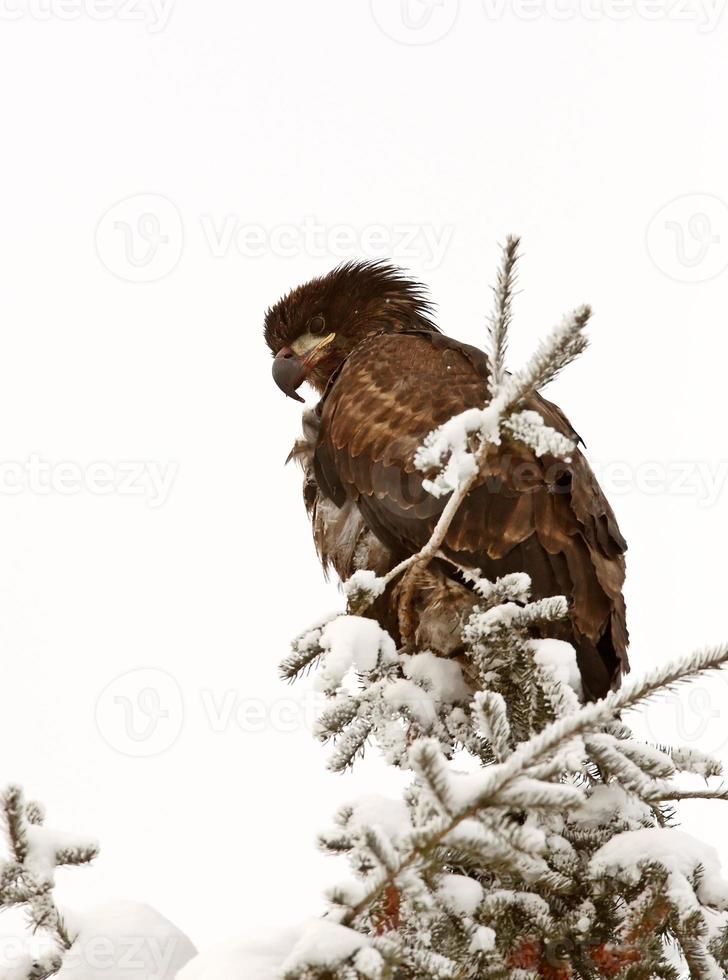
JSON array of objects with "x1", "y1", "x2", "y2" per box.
[{"x1": 264, "y1": 260, "x2": 438, "y2": 401}]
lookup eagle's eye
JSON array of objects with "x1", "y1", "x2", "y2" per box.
[{"x1": 309, "y1": 314, "x2": 326, "y2": 335}]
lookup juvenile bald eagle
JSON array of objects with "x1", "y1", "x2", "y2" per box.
[{"x1": 264, "y1": 261, "x2": 628, "y2": 700}]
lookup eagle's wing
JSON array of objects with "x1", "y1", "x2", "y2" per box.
[
  {"x1": 288, "y1": 409, "x2": 393, "y2": 583},
  {"x1": 289, "y1": 407, "x2": 479, "y2": 657},
  {"x1": 313, "y1": 330, "x2": 629, "y2": 700}
]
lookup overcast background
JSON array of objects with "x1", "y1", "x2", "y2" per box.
[{"x1": 0, "y1": 0, "x2": 727, "y2": 958}]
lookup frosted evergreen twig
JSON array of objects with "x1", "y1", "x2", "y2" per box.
[
  {"x1": 487, "y1": 234, "x2": 520, "y2": 393},
  {"x1": 339, "y1": 644, "x2": 728, "y2": 928}
]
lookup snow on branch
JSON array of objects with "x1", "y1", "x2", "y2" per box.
[
  {"x1": 326, "y1": 643, "x2": 728, "y2": 929},
  {"x1": 306, "y1": 655, "x2": 727, "y2": 976},
  {"x1": 503, "y1": 409, "x2": 576, "y2": 460},
  {"x1": 487, "y1": 234, "x2": 520, "y2": 393},
  {"x1": 502, "y1": 303, "x2": 590, "y2": 409},
  {"x1": 0, "y1": 785, "x2": 99, "y2": 979},
  {"x1": 284, "y1": 554, "x2": 728, "y2": 976},
  {"x1": 0, "y1": 786, "x2": 199, "y2": 979},
  {"x1": 411, "y1": 298, "x2": 587, "y2": 504},
  {"x1": 283, "y1": 613, "x2": 475, "y2": 773}
]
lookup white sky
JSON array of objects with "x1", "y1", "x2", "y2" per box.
[{"x1": 0, "y1": 0, "x2": 727, "y2": 957}]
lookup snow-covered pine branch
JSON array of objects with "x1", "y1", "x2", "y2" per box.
[
  {"x1": 0, "y1": 784, "x2": 200, "y2": 979},
  {"x1": 411, "y1": 301, "x2": 586, "y2": 504},
  {"x1": 0, "y1": 785, "x2": 98, "y2": 979},
  {"x1": 284, "y1": 613, "x2": 475, "y2": 772},
  {"x1": 282, "y1": 564, "x2": 728, "y2": 977},
  {"x1": 487, "y1": 234, "x2": 520, "y2": 394}
]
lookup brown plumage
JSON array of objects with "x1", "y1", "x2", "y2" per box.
[{"x1": 266, "y1": 261, "x2": 629, "y2": 700}]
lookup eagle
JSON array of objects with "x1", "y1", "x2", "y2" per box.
[{"x1": 264, "y1": 261, "x2": 629, "y2": 701}]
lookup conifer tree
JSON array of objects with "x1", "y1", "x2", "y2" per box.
[
  {"x1": 279, "y1": 240, "x2": 728, "y2": 980},
  {"x1": 0, "y1": 784, "x2": 99, "y2": 979}
]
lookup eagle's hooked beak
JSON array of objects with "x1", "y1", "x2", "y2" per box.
[
  {"x1": 272, "y1": 332, "x2": 336, "y2": 402},
  {"x1": 272, "y1": 348, "x2": 307, "y2": 402}
]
